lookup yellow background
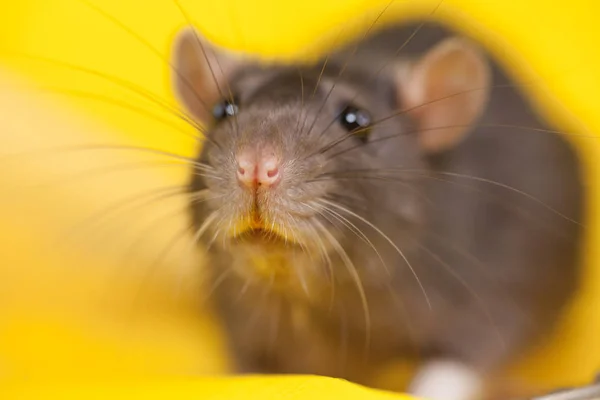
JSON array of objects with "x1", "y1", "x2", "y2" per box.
[{"x1": 0, "y1": 0, "x2": 599, "y2": 398}]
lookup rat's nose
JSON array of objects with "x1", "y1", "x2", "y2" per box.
[{"x1": 236, "y1": 151, "x2": 281, "y2": 188}]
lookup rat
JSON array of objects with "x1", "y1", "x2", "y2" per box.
[{"x1": 170, "y1": 19, "x2": 586, "y2": 400}]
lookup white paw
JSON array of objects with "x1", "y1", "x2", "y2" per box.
[{"x1": 408, "y1": 360, "x2": 483, "y2": 400}]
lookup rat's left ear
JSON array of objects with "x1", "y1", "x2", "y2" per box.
[
  {"x1": 396, "y1": 37, "x2": 491, "y2": 154},
  {"x1": 171, "y1": 26, "x2": 245, "y2": 124}
]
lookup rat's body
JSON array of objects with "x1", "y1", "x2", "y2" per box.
[{"x1": 173, "y1": 21, "x2": 585, "y2": 400}]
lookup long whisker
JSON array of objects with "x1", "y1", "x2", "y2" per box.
[
  {"x1": 54, "y1": 185, "x2": 190, "y2": 251},
  {"x1": 4, "y1": 51, "x2": 206, "y2": 136},
  {"x1": 244, "y1": 274, "x2": 276, "y2": 339},
  {"x1": 113, "y1": 190, "x2": 212, "y2": 271},
  {"x1": 34, "y1": 160, "x2": 217, "y2": 190},
  {"x1": 280, "y1": 214, "x2": 315, "y2": 299},
  {"x1": 317, "y1": 91, "x2": 596, "y2": 160},
  {"x1": 134, "y1": 221, "x2": 196, "y2": 298},
  {"x1": 302, "y1": 0, "x2": 396, "y2": 138},
  {"x1": 297, "y1": 25, "x2": 347, "y2": 136},
  {"x1": 34, "y1": 87, "x2": 201, "y2": 140},
  {"x1": 323, "y1": 168, "x2": 583, "y2": 227},
  {"x1": 313, "y1": 218, "x2": 371, "y2": 357},
  {"x1": 172, "y1": 0, "x2": 242, "y2": 142},
  {"x1": 309, "y1": 201, "x2": 390, "y2": 276},
  {"x1": 3, "y1": 143, "x2": 205, "y2": 167},
  {"x1": 411, "y1": 239, "x2": 507, "y2": 350},
  {"x1": 432, "y1": 170, "x2": 584, "y2": 229},
  {"x1": 190, "y1": 211, "x2": 219, "y2": 250},
  {"x1": 337, "y1": 301, "x2": 349, "y2": 376},
  {"x1": 319, "y1": 122, "x2": 596, "y2": 172},
  {"x1": 423, "y1": 174, "x2": 577, "y2": 240},
  {"x1": 172, "y1": 209, "x2": 223, "y2": 307},
  {"x1": 320, "y1": 198, "x2": 431, "y2": 309},
  {"x1": 303, "y1": 219, "x2": 336, "y2": 311},
  {"x1": 329, "y1": 171, "x2": 575, "y2": 247},
  {"x1": 99, "y1": 194, "x2": 200, "y2": 308},
  {"x1": 235, "y1": 275, "x2": 254, "y2": 303},
  {"x1": 311, "y1": 172, "x2": 435, "y2": 209},
  {"x1": 294, "y1": 68, "x2": 305, "y2": 135},
  {"x1": 200, "y1": 267, "x2": 232, "y2": 306},
  {"x1": 314, "y1": 0, "x2": 446, "y2": 145},
  {"x1": 78, "y1": 0, "x2": 222, "y2": 150},
  {"x1": 267, "y1": 295, "x2": 282, "y2": 358},
  {"x1": 384, "y1": 284, "x2": 420, "y2": 359}
]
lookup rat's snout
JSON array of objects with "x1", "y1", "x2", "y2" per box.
[{"x1": 236, "y1": 147, "x2": 281, "y2": 189}]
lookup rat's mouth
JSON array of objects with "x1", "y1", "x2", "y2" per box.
[
  {"x1": 227, "y1": 213, "x2": 300, "y2": 248},
  {"x1": 234, "y1": 227, "x2": 291, "y2": 246},
  {"x1": 226, "y1": 208, "x2": 306, "y2": 248}
]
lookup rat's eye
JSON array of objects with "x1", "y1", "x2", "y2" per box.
[
  {"x1": 212, "y1": 98, "x2": 239, "y2": 120},
  {"x1": 339, "y1": 105, "x2": 372, "y2": 143}
]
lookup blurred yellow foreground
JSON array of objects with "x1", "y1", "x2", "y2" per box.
[{"x1": 0, "y1": 0, "x2": 599, "y2": 398}]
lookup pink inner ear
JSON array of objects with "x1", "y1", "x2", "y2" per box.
[{"x1": 400, "y1": 38, "x2": 491, "y2": 154}]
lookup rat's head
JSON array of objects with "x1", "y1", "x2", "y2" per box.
[{"x1": 171, "y1": 26, "x2": 490, "y2": 279}]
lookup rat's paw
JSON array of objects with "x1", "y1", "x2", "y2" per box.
[{"x1": 407, "y1": 359, "x2": 483, "y2": 400}]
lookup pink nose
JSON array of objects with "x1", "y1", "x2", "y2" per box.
[{"x1": 236, "y1": 151, "x2": 281, "y2": 188}]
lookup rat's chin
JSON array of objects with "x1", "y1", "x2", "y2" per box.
[{"x1": 231, "y1": 228, "x2": 297, "y2": 250}]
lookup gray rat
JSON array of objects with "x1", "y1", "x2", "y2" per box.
[{"x1": 170, "y1": 20, "x2": 586, "y2": 400}]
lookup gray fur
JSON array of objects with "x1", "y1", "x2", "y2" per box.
[{"x1": 185, "y1": 20, "x2": 585, "y2": 395}]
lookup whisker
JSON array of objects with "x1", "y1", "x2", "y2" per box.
[
  {"x1": 113, "y1": 189, "x2": 212, "y2": 272},
  {"x1": 317, "y1": 92, "x2": 597, "y2": 160},
  {"x1": 200, "y1": 266, "x2": 233, "y2": 306},
  {"x1": 293, "y1": 68, "x2": 305, "y2": 136},
  {"x1": 173, "y1": 209, "x2": 223, "y2": 306},
  {"x1": 312, "y1": 173, "x2": 435, "y2": 209},
  {"x1": 78, "y1": 0, "x2": 222, "y2": 150},
  {"x1": 313, "y1": 0, "x2": 446, "y2": 147},
  {"x1": 34, "y1": 87, "x2": 201, "y2": 140},
  {"x1": 330, "y1": 185, "x2": 572, "y2": 330},
  {"x1": 313, "y1": 218, "x2": 371, "y2": 358},
  {"x1": 244, "y1": 274, "x2": 275, "y2": 340},
  {"x1": 316, "y1": 167, "x2": 583, "y2": 232},
  {"x1": 297, "y1": 25, "x2": 347, "y2": 136},
  {"x1": 316, "y1": 122, "x2": 596, "y2": 184},
  {"x1": 3, "y1": 51, "x2": 206, "y2": 136},
  {"x1": 384, "y1": 284, "x2": 420, "y2": 359},
  {"x1": 421, "y1": 173, "x2": 578, "y2": 240},
  {"x1": 205, "y1": 225, "x2": 223, "y2": 254},
  {"x1": 320, "y1": 199, "x2": 432, "y2": 309},
  {"x1": 309, "y1": 201, "x2": 390, "y2": 276},
  {"x1": 3, "y1": 143, "x2": 205, "y2": 167},
  {"x1": 172, "y1": 0, "x2": 242, "y2": 142},
  {"x1": 303, "y1": 219, "x2": 336, "y2": 311},
  {"x1": 54, "y1": 185, "x2": 190, "y2": 251},
  {"x1": 130, "y1": 220, "x2": 197, "y2": 306},
  {"x1": 302, "y1": 0, "x2": 396, "y2": 138},
  {"x1": 424, "y1": 230, "x2": 515, "y2": 293},
  {"x1": 337, "y1": 301, "x2": 349, "y2": 377},
  {"x1": 411, "y1": 238, "x2": 507, "y2": 351},
  {"x1": 267, "y1": 294, "x2": 282, "y2": 359},
  {"x1": 281, "y1": 214, "x2": 314, "y2": 299},
  {"x1": 98, "y1": 192, "x2": 200, "y2": 309},
  {"x1": 190, "y1": 211, "x2": 220, "y2": 251},
  {"x1": 34, "y1": 159, "x2": 218, "y2": 190},
  {"x1": 350, "y1": 168, "x2": 583, "y2": 227},
  {"x1": 432, "y1": 170, "x2": 582, "y2": 227},
  {"x1": 235, "y1": 275, "x2": 254, "y2": 303}
]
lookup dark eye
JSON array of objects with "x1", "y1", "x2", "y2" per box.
[
  {"x1": 212, "y1": 98, "x2": 239, "y2": 120},
  {"x1": 339, "y1": 105, "x2": 372, "y2": 143}
]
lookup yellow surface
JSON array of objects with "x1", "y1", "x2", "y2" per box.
[{"x1": 0, "y1": 0, "x2": 599, "y2": 398}]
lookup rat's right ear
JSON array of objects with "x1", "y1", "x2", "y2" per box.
[
  {"x1": 396, "y1": 37, "x2": 491, "y2": 154},
  {"x1": 171, "y1": 26, "x2": 242, "y2": 124}
]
